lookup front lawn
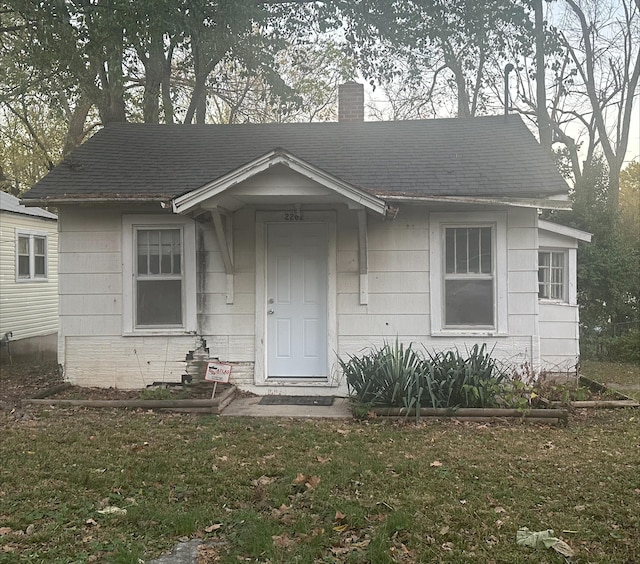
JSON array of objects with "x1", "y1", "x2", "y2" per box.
[
  {"x1": 581, "y1": 360, "x2": 640, "y2": 401},
  {"x1": 1, "y1": 407, "x2": 638, "y2": 563}
]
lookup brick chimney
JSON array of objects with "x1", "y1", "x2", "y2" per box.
[{"x1": 338, "y1": 82, "x2": 364, "y2": 122}]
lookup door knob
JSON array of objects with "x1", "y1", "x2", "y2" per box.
[{"x1": 267, "y1": 309, "x2": 274, "y2": 315}]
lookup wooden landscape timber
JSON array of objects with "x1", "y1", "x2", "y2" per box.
[
  {"x1": 366, "y1": 406, "x2": 569, "y2": 425},
  {"x1": 22, "y1": 386, "x2": 236, "y2": 414}
]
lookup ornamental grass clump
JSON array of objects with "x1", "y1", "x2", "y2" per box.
[{"x1": 341, "y1": 341, "x2": 509, "y2": 414}]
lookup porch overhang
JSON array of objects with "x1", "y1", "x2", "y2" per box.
[{"x1": 171, "y1": 149, "x2": 388, "y2": 217}]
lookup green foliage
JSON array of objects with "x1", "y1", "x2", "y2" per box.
[
  {"x1": 544, "y1": 159, "x2": 640, "y2": 351},
  {"x1": 341, "y1": 340, "x2": 509, "y2": 413}
]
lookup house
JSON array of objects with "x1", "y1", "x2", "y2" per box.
[
  {"x1": 21, "y1": 83, "x2": 591, "y2": 394},
  {"x1": 0, "y1": 191, "x2": 58, "y2": 361}
]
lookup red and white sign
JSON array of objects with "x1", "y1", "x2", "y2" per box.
[{"x1": 204, "y1": 361, "x2": 232, "y2": 383}]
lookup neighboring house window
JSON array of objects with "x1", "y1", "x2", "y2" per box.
[
  {"x1": 538, "y1": 250, "x2": 566, "y2": 301},
  {"x1": 430, "y1": 212, "x2": 507, "y2": 335},
  {"x1": 123, "y1": 215, "x2": 196, "y2": 334},
  {"x1": 16, "y1": 232, "x2": 47, "y2": 281}
]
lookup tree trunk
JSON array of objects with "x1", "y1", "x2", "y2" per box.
[
  {"x1": 62, "y1": 98, "x2": 92, "y2": 156},
  {"x1": 534, "y1": 0, "x2": 552, "y2": 151}
]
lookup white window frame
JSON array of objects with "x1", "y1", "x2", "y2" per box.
[
  {"x1": 122, "y1": 215, "x2": 196, "y2": 335},
  {"x1": 15, "y1": 230, "x2": 48, "y2": 282},
  {"x1": 429, "y1": 212, "x2": 508, "y2": 336},
  {"x1": 538, "y1": 249, "x2": 568, "y2": 303}
]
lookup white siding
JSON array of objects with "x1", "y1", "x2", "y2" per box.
[
  {"x1": 56, "y1": 182, "x2": 553, "y2": 390},
  {"x1": 539, "y1": 303, "x2": 579, "y2": 371},
  {"x1": 0, "y1": 211, "x2": 58, "y2": 341}
]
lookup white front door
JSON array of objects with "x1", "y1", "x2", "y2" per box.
[{"x1": 266, "y1": 222, "x2": 328, "y2": 378}]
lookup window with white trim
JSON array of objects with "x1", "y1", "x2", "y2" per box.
[
  {"x1": 444, "y1": 226, "x2": 494, "y2": 326},
  {"x1": 430, "y1": 212, "x2": 507, "y2": 335},
  {"x1": 123, "y1": 215, "x2": 196, "y2": 334},
  {"x1": 538, "y1": 250, "x2": 566, "y2": 301},
  {"x1": 16, "y1": 232, "x2": 47, "y2": 281}
]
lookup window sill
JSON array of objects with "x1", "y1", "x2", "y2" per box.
[
  {"x1": 16, "y1": 278, "x2": 49, "y2": 283},
  {"x1": 538, "y1": 299, "x2": 571, "y2": 306},
  {"x1": 431, "y1": 329, "x2": 508, "y2": 338},
  {"x1": 123, "y1": 328, "x2": 196, "y2": 337}
]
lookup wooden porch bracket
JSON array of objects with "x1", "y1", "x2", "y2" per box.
[
  {"x1": 357, "y1": 208, "x2": 368, "y2": 305},
  {"x1": 209, "y1": 208, "x2": 234, "y2": 304}
]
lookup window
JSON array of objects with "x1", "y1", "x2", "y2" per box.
[
  {"x1": 538, "y1": 251, "x2": 566, "y2": 301},
  {"x1": 430, "y1": 212, "x2": 507, "y2": 335},
  {"x1": 444, "y1": 226, "x2": 493, "y2": 326},
  {"x1": 136, "y1": 228, "x2": 182, "y2": 326},
  {"x1": 123, "y1": 215, "x2": 196, "y2": 334},
  {"x1": 16, "y1": 232, "x2": 47, "y2": 281}
]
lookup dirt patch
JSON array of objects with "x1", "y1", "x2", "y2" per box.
[
  {"x1": 0, "y1": 360, "x2": 225, "y2": 409},
  {"x1": 0, "y1": 360, "x2": 63, "y2": 408}
]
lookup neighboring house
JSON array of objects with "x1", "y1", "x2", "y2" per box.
[
  {"x1": 22, "y1": 83, "x2": 590, "y2": 394},
  {"x1": 0, "y1": 191, "x2": 58, "y2": 360}
]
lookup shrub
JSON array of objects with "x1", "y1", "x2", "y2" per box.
[{"x1": 341, "y1": 341, "x2": 509, "y2": 414}]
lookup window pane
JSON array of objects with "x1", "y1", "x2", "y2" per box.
[
  {"x1": 455, "y1": 229, "x2": 467, "y2": 273},
  {"x1": 18, "y1": 236, "x2": 29, "y2": 256},
  {"x1": 34, "y1": 237, "x2": 46, "y2": 255},
  {"x1": 18, "y1": 256, "x2": 30, "y2": 277},
  {"x1": 34, "y1": 256, "x2": 46, "y2": 276},
  {"x1": 468, "y1": 228, "x2": 480, "y2": 273},
  {"x1": 137, "y1": 280, "x2": 182, "y2": 325},
  {"x1": 445, "y1": 229, "x2": 455, "y2": 273},
  {"x1": 138, "y1": 229, "x2": 180, "y2": 275},
  {"x1": 480, "y1": 227, "x2": 492, "y2": 273},
  {"x1": 445, "y1": 279, "x2": 494, "y2": 326}
]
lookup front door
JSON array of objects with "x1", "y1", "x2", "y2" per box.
[{"x1": 266, "y1": 222, "x2": 328, "y2": 378}]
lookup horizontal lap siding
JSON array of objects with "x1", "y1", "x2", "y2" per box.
[
  {"x1": 0, "y1": 212, "x2": 58, "y2": 340},
  {"x1": 337, "y1": 207, "x2": 539, "y2": 372},
  {"x1": 58, "y1": 208, "x2": 122, "y2": 340},
  {"x1": 539, "y1": 303, "x2": 579, "y2": 372},
  {"x1": 337, "y1": 209, "x2": 430, "y2": 353},
  {"x1": 506, "y1": 209, "x2": 538, "y2": 343},
  {"x1": 198, "y1": 208, "x2": 256, "y2": 365}
]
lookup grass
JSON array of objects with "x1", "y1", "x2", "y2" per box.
[
  {"x1": 581, "y1": 360, "x2": 640, "y2": 400},
  {"x1": 1, "y1": 405, "x2": 639, "y2": 563}
]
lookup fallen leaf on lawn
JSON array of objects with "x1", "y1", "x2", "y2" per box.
[
  {"x1": 333, "y1": 524, "x2": 349, "y2": 533},
  {"x1": 25, "y1": 524, "x2": 35, "y2": 535},
  {"x1": 97, "y1": 506, "x2": 127, "y2": 515},
  {"x1": 330, "y1": 545, "x2": 351, "y2": 555},
  {"x1": 316, "y1": 455, "x2": 331, "y2": 463},
  {"x1": 293, "y1": 473, "x2": 306, "y2": 485},
  {"x1": 430, "y1": 460, "x2": 442, "y2": 467},
  {"x1": 0, "y1": 527, "x2": 12, "y2": 536},
  {"x1": 205, "y1": 523, "x2": 222, "y2": 533},
  {"x1": 442, "y1": 542, "x2": 454, "y2": 551},
  {"x1": 439, "y1": 525, "x2": 450, "y2": 535},
  {"x1": 574, "y1": 505, "x2": 586, "y2": 511},
  {"x1": 85, "y1": 519, "x2": 99, "y2": 527},
  {"x1": 272, "y1": 534, "x2": 295, "y2": 549},
  {"x1": 494, "y1": 506, "x2": 506, "y2": 513},
  {"x1": 217, "y1": 455, "x2": 228, "y2": 462},
  {"x1": 305, "y1": 475, "x2": 321, "y2": 489},
  {"x1": 336, "y1": 429, "x2": 350, "y2": 435},
  {"x1": 251, "y1": 475, "x2": 276, "y2": 487},
  {"x1": 335, "y1": 511, "x2": 347, "y2": 521},
  {"x1": 404, "y1": 453, "x2": 415, "y2": 459}
]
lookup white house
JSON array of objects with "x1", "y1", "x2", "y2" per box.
[
  {"x1": 0, "y1": 191, "x2": 58, "y2": 360},
  {"x1": 22, "y1": 83, "x2": 590, "y2": 394}
]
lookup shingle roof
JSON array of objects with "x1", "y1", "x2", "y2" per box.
[
  {"x1": 22, "y1": 115, "x2": 569, "y2": 203},
  {"x1": 0, "y1": 191, "x2": 57, "y2": 219}
]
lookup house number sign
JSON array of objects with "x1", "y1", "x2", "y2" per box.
[{"x1": 284, "y1": 212, "x2": 304, "y2": 221}]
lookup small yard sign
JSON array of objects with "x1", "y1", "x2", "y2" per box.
[{"x1": 204, "y1": 361, "x2": 232, "y2": 383}]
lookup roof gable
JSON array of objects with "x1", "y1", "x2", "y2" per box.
[{"x1": 172, "y1": 149, "x2": 387, "y2": 215}]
